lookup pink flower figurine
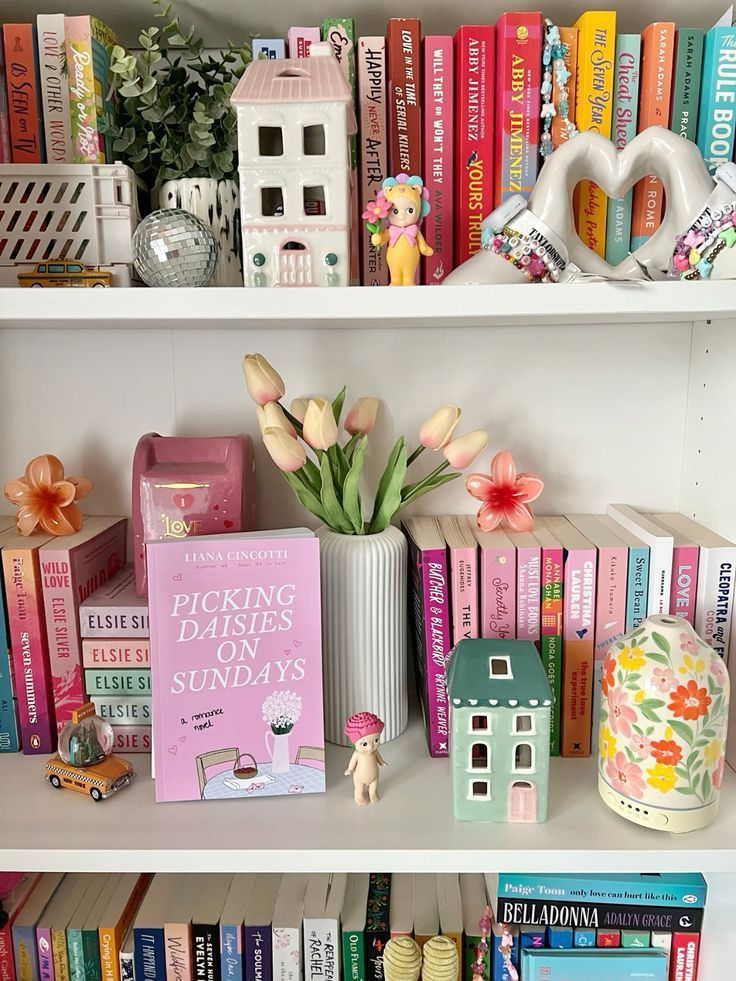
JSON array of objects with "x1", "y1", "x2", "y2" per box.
[
  {"x1": 606, "y1": 751, "x2": 645, "y2": 799},
  {"x1": 4, "y1": 454, "x2": 92, "y2": 536},
  {"x1": 466, "y1": 450, "x2": 543, "y2": 532},
  {"x1": 344, "y1": 711, "x2": 388, "y2": 806}
]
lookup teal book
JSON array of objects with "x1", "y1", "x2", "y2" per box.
[
  {"x1": 696, "y1": 21, "x2": 736, "y2": 173},
  {"x1": 670, "y1": 29, "x2": 705, "y2": 141},
  {"x1": 605, "y1": 35, "x2": 640, "y2": 266},
  {"x1": 625, "y1": 544, "x2": 649, "y2": 630}
]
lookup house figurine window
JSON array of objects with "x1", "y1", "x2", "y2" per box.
[
  {"x1": 469, "y1": 779, "x2": 491, "y2": 800},
  {"x1": 261, "y1": 187, "x2": 284, "y2": 217},
  {"x1": 489, "y1": 655, "x2": 512, "y2": 679},
  {"x1": 304, "y1": 185, "x2": 326, "y2": 216},
  {"x1": 513, "y1": 743, "x2": 535, "y2": 772},
  {"x1": 513, "y1": 713, "x2": 534, "y2": 734},
  {"x1": 470, "y1": 713, "x2": 491, "y2": 733},
  {"x1": 258, "y1": 126, "x2": 284, "y2": 156},
  {"x1": 303, "y1": 124, "x2": 326, "y2": 155},
  {"x1": 470, "y1": 742, "x2": 490, "y2": 771}
]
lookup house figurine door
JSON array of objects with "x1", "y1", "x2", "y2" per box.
[
  {"x1": 508, "y1": 780, "x2": 537, "y2": 822},
  {"x1": 278, "y1": 242, "x2": 313, "y2": 285}
]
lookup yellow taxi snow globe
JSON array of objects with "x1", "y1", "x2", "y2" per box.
[{"x1": 45, "y1": 702, "x2": 134, "y2": 801}]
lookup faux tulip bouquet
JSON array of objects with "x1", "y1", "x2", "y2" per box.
[{"x1": 242, "y1": 353, "x2": 489, "y2": 536}]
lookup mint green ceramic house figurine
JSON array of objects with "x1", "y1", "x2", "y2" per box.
[{"x1": 447, "y1": 639, "x2": 552, "y2": 823}]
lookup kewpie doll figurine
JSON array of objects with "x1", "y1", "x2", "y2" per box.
[
  {"x1": 344, "y1": 711, "x2": 388, "y2": 805},
  {"x1": 363, "y1": 174, "x2": 433, "y2": 286}
]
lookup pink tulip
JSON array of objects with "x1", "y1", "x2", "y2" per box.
[
  {"x1": 261, "y1": 401, "x2": 296, "y2": 438},
  {"x1": 302, "y1": 398, "x2": 338, "y2": 450},
  {"x1": 262, "y1": 427, "x2": 306, "y2": 473},
  {"x1": 242, "y1": 353, "x2": 285, "y2": 405},
  {"x1": 344, "y1": 397, "x2": 379, "y2": 436},
  {"x1": 443, "y1": 430, "x2": 488, "y2": 470},
  {"x1": 290, "y1": 398, "x2": 310, "y2": 424},
  {"x1": 419, "y1": 404, "x2": 461, "y2": 449}
]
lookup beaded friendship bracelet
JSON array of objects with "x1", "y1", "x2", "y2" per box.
[
  {"x1": 671, "y1": 203, "x2": 736, "y2": 280},
  {"x1": 540, "y1": 20, "x2": 577, "y2": 159},
  {"x1": 481, "y1": 225, "x2": 561, "y2": 283}
]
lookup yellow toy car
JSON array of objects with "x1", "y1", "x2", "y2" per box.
[
  {"x1": 44, "y1": 753, "x2": 134, "y2": 801},
  {"x1": 17, "y1": 261, "x2": 112, "y2": 288}
]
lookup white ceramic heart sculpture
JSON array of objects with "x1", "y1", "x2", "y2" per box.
[{"x1": 444, "y1": 126, "x2": 736, "y2": 285}]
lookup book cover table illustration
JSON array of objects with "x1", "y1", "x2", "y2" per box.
[{"x1": 147, "y1": 530, "x2": 325, "y2": 803}]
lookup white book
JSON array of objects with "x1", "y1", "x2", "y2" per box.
[
  {"x1": 436, "y1": 874, "x2": 462, "y2": 979},
  {"x1": 389, "y1": 873, "x2": 413, "y2": 937},
  {"x1": 412, "y1": 874, "x2": 439, "y2": 942},
  {"x1": 303, "y1": 874, "x2": 347, "y2": 981},
  {"x1": 273, "y1": 874, "x2": 309, "y2": 981},
  {"x1": 607, "y1": 504, "x2": 673, "y2": 615},
  {"x1": 651, "y1": 931, "x2": 672, "y2": 971},
  {"x1": 36, "y1": 14, "x2": 73, "y2": 162},
  {"x1": 459, "y1": 874, "x2": 489, "y2": 938},
  {"x1": 654, "y1": 513, "x2": 736, "y2": 664}
]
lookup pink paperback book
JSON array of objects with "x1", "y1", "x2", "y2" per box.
[{"x1": 147, "y1": 529, "x2": 325, "y2": 803}]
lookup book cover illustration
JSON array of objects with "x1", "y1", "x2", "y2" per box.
[
  {"x1": 364, "y1": 875, "x2": 391, "y2": 981},
  {"x1": 64, "y1": 16, "x2": 118, "y2": 163},
  {"x1": 148, "y1": 532, "x2": 325, "y2": 803}
]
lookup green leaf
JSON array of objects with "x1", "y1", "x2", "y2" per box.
[
  {"x1": 301, "y1": 457, "x2": 321, "y2": 492},
  {"x1": 702, "y1": 770, "x2": 712, "y2": 800},
  {"x1": 624, "y1": 746, "x2": 636, "y2": 763},
  {"x1": 674, "y1": 786, "x2": 695, "y2": 795},
  {"x1": 319, "y1": 453, "x2": 353, "y2": 534},
  {"x1": 668, "y1": 719, "x2": 694, "y2": 746},
  {"x1": 342, "y1": 436, "x2": 368, "y2": 534},
  {"x1": 400, "y1": 471, "x2": 459, "y2": 507},
  {"x1": 280, "y1": 470, "x2": 329, "y2": 524},
  {"x1": 701, "y1": 728, "x2": 717, "y2": 740},
  {"x1": 645, "y1": 651, "x2": 669, "y2": 665},
  {"x1": 675, "y1": 765, "x2": 689, "y2": 779},
  {"x1": 686, "y1": 750, "x2": 699, "y2": 768},
  {"x1": 693, "y1": 772, "x2": 701, "y2": 790},
  {"x1": 652, "y1": 631, "x2": 671, "y2": 655},
  {"x1": 640, "y1": 705, "x2": 662, "y2": 724},
  {"x1": 327, "y1": 443, "x2": 349, "y2": 489},
  {"x1": 368, "y1": 437, "x2": 407, "y2": 535},
  {"x1": 640, "y1": 699, "x2": 665, "y2": 709},
  {"x1": 332, "y1": 386, "x2": 346, "y2": 424}
]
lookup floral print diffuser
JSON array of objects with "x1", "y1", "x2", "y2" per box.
[{"x1": 598, "y1": 615, "x2": 729, "y2": 833}]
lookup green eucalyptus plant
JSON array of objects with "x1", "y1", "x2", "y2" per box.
[{"x1": 100, "y1": 0, "x2": 251, "y2": 189}]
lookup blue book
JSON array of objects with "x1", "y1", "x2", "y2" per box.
[
  {"x1": 252, "y1": 39, "x2": 286, "y2": 59},
  {"x1": 0, "y1": 521, "x2": 19, "y2": 752},
  {"x1": 548, "y1": 927, "x2": 574, "y2": 949},
  {"x1": 497, "y1": 874, "x2": 707, "y2": 909},
  {"x1": 491, "y1": 924, "x2": 519, "y2": 981},
  {"x1": 520, "y1": 925, "x2": 546, "y2": 949},
  {"x1": 220, "y1": 876, "x2": 256, "y2": 981},
  {"x1": 574, "y1": 929, "x2": 596, "y2": 948},
  {"x1": 606, "y1": 34, "x2": 640, "y2": 263},
  {"x1": 696, "y1": 21, "x2": 736, "y2": 173},
  {"x1": 244, "y1": 875, "x2": 281, "y2": 981},
  {"x1": 521, "y1": 949, "x2": 667, "y2": 981},
  {"x1": 134, "y1": 874, "x2": 176, "y2": 981}
]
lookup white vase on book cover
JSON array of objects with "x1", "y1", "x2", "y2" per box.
[
  {"x1": 157, "y1": 177, "x2": 242, "y2": 286},
  {"x1": 265, "y1": 729, "x2": 291, "y2": 774},
  {"x1": 316, "y1": 525, "x2": 408, "y2": 746}
]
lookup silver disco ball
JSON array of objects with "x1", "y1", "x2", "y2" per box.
[{"x1": 132, "y1": 208, "x2": 218, "y2": 287}]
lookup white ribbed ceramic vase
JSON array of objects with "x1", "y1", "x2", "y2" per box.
[
  {"x1": 158, "y1": 177, "x2": 242, "y2": 286},
  {"x1": 316, "y1": 526, "x2": 408, "y2": 745}
]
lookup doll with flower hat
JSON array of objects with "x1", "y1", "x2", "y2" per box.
[
  {"x1": 344, "y1": 711, "x2": 388, "y2": 805},
  {"x1": 363, "y1": 174, "x2": 433, "y2": 286}
]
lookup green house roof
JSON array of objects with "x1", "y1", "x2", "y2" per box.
[{"x1": 446, "y1": 638, "x2": 552, "y2": 709}]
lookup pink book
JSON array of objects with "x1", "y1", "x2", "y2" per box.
[
  {"x1": 286, "y1": 27, "x2": 320, "y2": 57},
  {"x1": 36, "y1": 925, "x2": 54, "y2": 981},
  {"x1": 0, "y1": 527, "x2": 56, "y2": 754},
  {"x1": 651, "y1": 516, "x2": 699, "y2": 627},
  {"x1": 471, "y1": 524, "x2": 516, "y2": 640},
  {"x1": 438, "y1": 516, "x2": 479, "y2": 644},
  {"x1": 567, "y1": 515, "x2": 628, "y2": 660},
  {"x1": 39, "y1": 517, "x2": 127, "y2": 732},
  {"x1": 403, "y1": 517, "x2": 452, "y2": 757},
  {"x1": 111, "y1": 725, "x2": 151, "y2": 754},
  {"x1": 147, "y1": 529, "x2": 325, "y2": 803},
  {"x1": 422, "y1": 36, "x2": 454, "y2": 284},
  {"x1": 82, "y1": 639, "x2": 150, "y2": 667},
  {"x1": 357, "y1": 37, "x2": 389, "y2": 286},
  {"x1": 507, "y1": 530, "x2": 541, "y2": 643},
  {"x1": 79, "y1": 566, "x2": 149, "y2": 638}
]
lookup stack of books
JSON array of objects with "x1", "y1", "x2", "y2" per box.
[
  {"x1": 79, "y1": 566, "x2": 151, "y2": 754},
  {"x1": 404, "y1": 509, "x2": 735, "y2": 758}
]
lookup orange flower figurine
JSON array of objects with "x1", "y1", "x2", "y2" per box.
[
  {"x1": 4, "y1": 454, "x2": 91, "y2": 536},
  {"x1": 466, "y1": 449, "x2": 543, "y2": 532}
]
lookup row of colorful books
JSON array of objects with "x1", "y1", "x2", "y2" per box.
[
  {"x1": 0, "y1": 16, "x2": 117, "y2": 166},
  {"x1": 0, "y1": 872, "x2": 705, "y2": 981},
  {"x1": 404, "y1": 508, "x2": 735, "y2": 758}
]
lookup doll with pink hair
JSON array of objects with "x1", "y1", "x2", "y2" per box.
[
  {"x1": 363, "y1": 173, "x2": 433, "y2": 286},
  {"x1": 344, "y1": 711, "x2": 388, "y2": 805}
]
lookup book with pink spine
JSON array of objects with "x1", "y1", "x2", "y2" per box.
[
  {"x1": 438, "y1": 515, "x2": 479, "y2": 644},
  {"x1": 507, "y1": 530, "x2": 541, "y2": 644},
  {"x1": 147, "y1": 529, "x2": 324, "y2": 803},
  {"x1": 567, "y1": 515, "x2": 628, "y2": 658},
  {"x1": 82, "y1": 640, "x2": 150, "y2": 668},
  {"x1": 471, "y1": 523, "x2": 516, "y2": 640},
  {"x1": 422, "y1": 36, "x2": 454, "y2": 284},
  {"x1": 404, "y1": 516, "x2": 451, "y2": 757},
  {"x1": 79, "y1": 566, "x2": 149, "y2": 638},
  {"x1": 357, "y1": 36, "x2": 389, "y2": 287},
  {"x1": 111, "y1": 725, "x2": 151, "y2": 754},
  {"x1": 651, "y1": 515, "x2": 699, "y2": 627},
  {"x1": 0, "y1": 526, "x2": 56, "y2": 754},
  {"x1": 39, "y1": 517, "x2": 127, "y2": 733},
  {"x1": 286, "y1": 27, "x2": 320, "y2": 58}
]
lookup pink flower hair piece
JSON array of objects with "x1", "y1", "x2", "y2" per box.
[
  {"x1": 466, "y1": 450, "x2": 543, "y2": 532},
  {"x1": 344, "y1": 711, "x2": 385, "y2": 742}
]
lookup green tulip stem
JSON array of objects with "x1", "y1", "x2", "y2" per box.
[{"x1": 406, "y1": 445, "x2": 425, "y2": 467}]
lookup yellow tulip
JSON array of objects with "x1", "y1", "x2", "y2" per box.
[
  {"x1": 242, "y1": 353, "x2": 285, "y2": 405},
  {"x1": 302, "y1": 398, "x2": 338, "y2": 450},
  {"x1": 262, "y1": 427, "x2": 306, "y2": 473},
  {"x1": 290, "y1": 398, "x2": 310, "y2": 424},
  {"x1": 261, "y1": 401, "x2": 296, "y2": 438},
  {"x1": 419, "y1": 404, "x2": 461, "y2": 449},
  {"x1": 443, "y1": 430, "x2": 488, "y2": 469},
  {"x1": 344, "y1": 397, "x2": 379, "y2": 436}
]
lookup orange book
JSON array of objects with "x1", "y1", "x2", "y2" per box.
[
  {"x1": 551, "y1": 27, "x2": 578, "y2": 147},
  {"x1": 1, "y1": 23, "x2": 45, "y2": 162},
  {"x1": 630, "y1": 22, "x2": 675, "y2": 249},
  {"x1": 98, "y1": 874, "x2": 152, "y2": 981}
]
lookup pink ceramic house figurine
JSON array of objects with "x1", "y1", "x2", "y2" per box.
[
  {"x1": 230, "y1": 42, "x2": 356, "y2": 287},
  {"x1": 344, "y1": 711, "x2": 388, "y2": 805}
]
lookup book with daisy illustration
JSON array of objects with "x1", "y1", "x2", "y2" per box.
[{"x1": 147, "y1": 528, "x2": 324, "y2": 803}]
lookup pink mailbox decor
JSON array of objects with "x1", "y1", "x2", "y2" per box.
[{"x1": 132, "y1": 433, "x2": 256, "y2": 595}]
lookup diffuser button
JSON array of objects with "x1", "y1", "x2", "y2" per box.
[{"x1": 655, "y1": 812, "x2": 669, "y2": 828}]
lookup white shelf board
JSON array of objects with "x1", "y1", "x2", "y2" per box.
[
  {"x1": 1, "y1": 712, "x2": 735, "y2": 873},
  {"x1": 0, "y1": 282, "x2": 735, "y2": 329}
]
